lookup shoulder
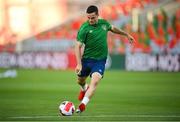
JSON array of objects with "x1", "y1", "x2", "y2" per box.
[
  {"x1": 98, "y1": 19, "x2": 110, "y2": 24},
  {"x1": 79, "y1": 21, "x2": 89, "y2": 31}
]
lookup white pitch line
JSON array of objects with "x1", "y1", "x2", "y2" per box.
[
  {"x1": 9, "y1": 115, "x2": 58, "y2": 119},
  {"x1": 9, "y1": 114, "x2": 180, "y2": 119}
]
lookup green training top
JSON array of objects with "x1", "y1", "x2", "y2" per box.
[{"x1": 77, "y1": 19, "x2": 112, "y2": 60}]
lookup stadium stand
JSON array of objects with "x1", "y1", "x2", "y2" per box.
[
  {"x1": 1, "y1": 0, "x2": 179, "y2": 54},
  {"x1": 31, "y1": 0, "x2": 179, "y2": 54}
]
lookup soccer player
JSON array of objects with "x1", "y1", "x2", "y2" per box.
[{"x1": 75, "y1": 5, "x2": 134, "y2": 113}]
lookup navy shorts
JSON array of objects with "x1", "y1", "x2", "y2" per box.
[{"x1": 78, "y1": 58, "x2": 106, "y2": 77}]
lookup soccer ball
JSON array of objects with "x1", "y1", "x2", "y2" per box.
[{"x1": 59, "y1": 101, "x2": 75, "y2": 116}]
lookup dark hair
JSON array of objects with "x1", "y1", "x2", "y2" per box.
[{"x1": 86, "y1": 5, "x2": 98, "y2": 14}]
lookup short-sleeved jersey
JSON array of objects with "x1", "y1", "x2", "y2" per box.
[{"x1": 77, "y1": 19, "x2": 111, "y2": 60}]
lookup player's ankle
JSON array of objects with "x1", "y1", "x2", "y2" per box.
[
  {"x1": 81, "y1": 96, "x2": 89, "y2": 105},
  {"x1": 79, "y1": 103, "x2": 86, "y2": 112}
]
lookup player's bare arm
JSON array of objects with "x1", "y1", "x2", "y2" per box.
[
  {"x1": 110, "y1": 25, "x2": 135, "y2": 44},
  {"x1": 75, "y1": 41, "x2": 83, "y2": 74}
]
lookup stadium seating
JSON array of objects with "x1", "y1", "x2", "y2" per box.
[
  {"x1": 33, "y1": 0, "x2": 179, "y2": 54},
  {"x1": 0, "y1": 0, "x2": 179, "y2": 54}
]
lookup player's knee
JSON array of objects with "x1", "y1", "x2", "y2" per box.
[
  {"x1": 91, "y1": 72, "x2": 102, "y2": 81},
  {"x1": 91, "y1": 72, "x2": 102, "y2": 86}
]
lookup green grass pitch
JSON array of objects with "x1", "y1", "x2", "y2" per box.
[{"x1": 0, "y1": 69, "x2": 180, "y2": 121}]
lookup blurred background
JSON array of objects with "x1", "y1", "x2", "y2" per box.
[{"x1": 0, "y1": 0, "x2": 180, "y2": 72}]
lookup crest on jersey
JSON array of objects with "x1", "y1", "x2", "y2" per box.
[
  {"x1": 89, "y1": 30, "x2": 93, "y2": 33},
  {"x1": 101, "y1": 25, "x2": 107, "y2": 31}
]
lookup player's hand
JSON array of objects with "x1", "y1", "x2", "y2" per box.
[
  {"x1": 75, "y1": 64, "x2": 82, "y2": 75},
  {"x1": 127, "y1": 34, "x2": 135, "y2": 44}
]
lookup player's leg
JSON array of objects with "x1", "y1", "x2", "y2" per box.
[
  {"x1": 76, "y1": 72, "x2": 102, "y2": 113},
  {"x1": 84, "y1": 72, "x2": 102, "y2": 99},
  {"x1": 76, "y1": 59, "x2": 91, "y2": 101},
  {"x1": 77, "y1": 76, "x2": 88, "y2": 90},
  {"x1": 77, "y1": 76, "x2": 89, "y2": 101},
  {"x1": 76, "y1": 59, "x2": 106, "y2": 113}
]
